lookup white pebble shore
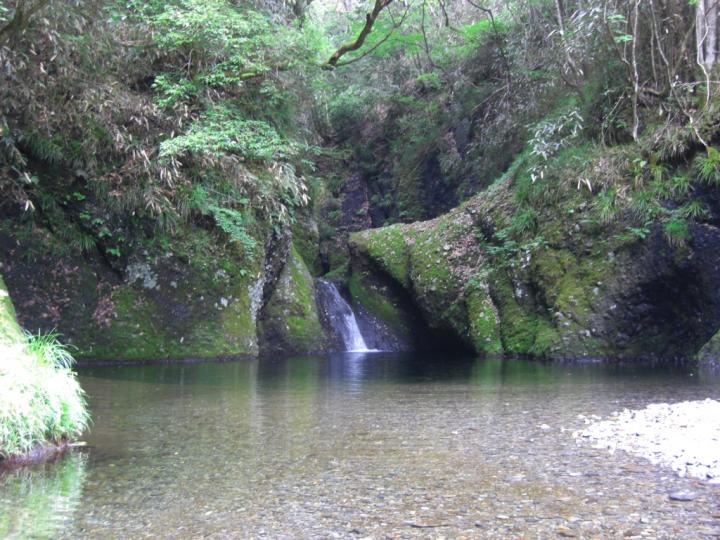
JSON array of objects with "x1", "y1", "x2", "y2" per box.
[{"x1": 573, "y1": 398, "x2": 720, "y2": 481}]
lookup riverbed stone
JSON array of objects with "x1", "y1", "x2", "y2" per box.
[
  {"x1": 668, "y1": 491, "x2": 698, "y2": 502},
  {"x1": 576, "y1": 399, "x2": 720, "y2": 481}
]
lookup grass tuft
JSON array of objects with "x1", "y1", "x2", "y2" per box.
[{"x1": 0, "y1": 333, "x2": 89, "y2": 459}]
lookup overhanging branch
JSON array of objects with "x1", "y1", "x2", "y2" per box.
[{"x1": 324, "y1": 0, "x2": 394, "y2": 69}]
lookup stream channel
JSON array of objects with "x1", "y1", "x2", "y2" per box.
[{"x1": 1, "y1": 354, "x2": 720, "y2": 538}]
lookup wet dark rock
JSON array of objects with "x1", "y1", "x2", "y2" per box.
[
  {"x1": 0, "y1": 439, "x2": 77, "y2": 471},
  {"x1": 340, "y1": 171, "x2": 373, "y2": 231}
]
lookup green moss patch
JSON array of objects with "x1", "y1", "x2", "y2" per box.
[
  {"x1": 465, "y1": 286, "x2": 502, "y2": 354},
  {"x1": 350, "y1": 225, "x2": 413, "y2": 288},
  {"x1": 0, "y1": 275, "x2": 24, "y2": 346},
  {"x1": 259, "y1": 243, "x2": 326, "y2": 354},
  {"x1": 348, "y1": 265, "x2": 411, "y2": 337}
]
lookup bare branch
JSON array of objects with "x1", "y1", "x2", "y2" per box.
[
  {"x1": 420, "y1": 0, "x2": 436, "y2": 69},
  {"x1": 631, "y1": 0, "x2": 640, "y2": 141}
]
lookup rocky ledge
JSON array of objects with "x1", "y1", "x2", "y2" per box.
[{"x1": 574, "y1": 399, "x2": 720, "y2": 482}]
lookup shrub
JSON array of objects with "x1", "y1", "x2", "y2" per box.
[
  {"x1": 663, "y1": 217, "x2": 690, "y2": 248},
  {"x1": 695, "y1": 147, "x2": 720, "y2": 186}
]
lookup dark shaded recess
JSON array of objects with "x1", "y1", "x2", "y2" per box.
[
  {"x1": 420, "y1": 154, "x2": 459, "y2": 219},
  {"x1": 130, "y1": 75, "x2": 155, "y2": 93},
  {"x1": 340, "y1": 171, "x2": 372, "y2": 230},
  {"x1": 696, "y1": 182, "x2": 720, "y2": 227},
  {"x1": 366, "y1": 170, "x2": 395, "y2": 227},
  {"x1": 606, "y1": 223, "x2": 720, "y2": 359}
]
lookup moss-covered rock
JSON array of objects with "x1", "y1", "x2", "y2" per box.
[
  {"x1": 350, "y1": 174, "x2": 720, "y2": 361},
  {"x1": 258, "y1": 243, "x2": 327, "y2": 355},
  {"x1": 0, "y1": 274, "x2": 24, "y2": 347},
  {"x1": 465, "y1": 284, "x2": 503, "y2": 354},
  {"x1": 292, "y1": 215, "x2": 322, "y2": 276},
  {"x1": 347, "y1": 250, "x2": 431, "y2": 350},
  {"x1": 350, "y1": 223, "x2": 412, "y2": 288},
  {"x1": 697, "y1": 330, "x2": 720, "y2": 364},
  {"x1": 0, "y1": 219, "x2": 270, "y2": 361},
  {"x1": 350, "y1": 203, "x2": 504, "y2": 354}
]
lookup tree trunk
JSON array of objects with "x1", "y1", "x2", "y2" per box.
[
  {"x1": 697, "y1": 0, "x2": 718, "y2": 70},
  {"x1": 555, "y1": 0, "x2": 566, "y2": 33},
  {"x1": 706, "y1": 0, "x2": 718, "y2": 68}
]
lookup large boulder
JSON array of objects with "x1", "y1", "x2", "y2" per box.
[
  {"x1": 350, "y1": 178, "x2": 720, "y2": 361},
  {"x1": 258, "y1": 244, "x2": 327, "y2": 356}
]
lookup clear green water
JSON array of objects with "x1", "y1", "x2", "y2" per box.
[{"x1": 1, "y1": 353, "x2": 720, "y2": 538}]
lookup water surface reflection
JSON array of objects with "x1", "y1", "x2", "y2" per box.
[{"x1": 1, "y1": 354, "x2": 718, "y2": 538}]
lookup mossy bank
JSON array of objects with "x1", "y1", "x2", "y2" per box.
[
  {"x1": 0, "y1": 275, "x2": 89, "y2": 462},
  {"x1": 0, "y1": 214, "x2": 326, "y2": 361}
]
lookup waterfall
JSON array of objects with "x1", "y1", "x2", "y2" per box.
[{"x1": 316, "y1": 279, "x2": 372, "y2": 352}]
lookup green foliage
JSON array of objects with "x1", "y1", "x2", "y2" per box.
[
  {"x1": 183, "y1": 185, "x2": 256, "y2": 257},
  {"x1": 24, "y1": 331, "x2": 76, "y2": 369},
  {"x1": 455, "y1": 17, "x2": 507, "y2": 60},
  {"x1": 207, "y1": 206, "x2": 256, "y2": 257},
  {"x1": 595, "y1": 188, "x2": 617, "y2": 224},
  {"x1": 695, "y1": 147, "x2": 720, "y2": 186},
  {"x1": 510, "y1": 207, "x2": 538, "y2": 236},
  {"x1": 160, "y1": 107, "x2": 295, "y2": 162},
  {"x1": 671, "y1": 174, "x2": 692, "y2": 198},
  {"x1": 150, "y1": 0, "x2": 304, "y2": 90},
  {"x1": 629, "y1": 190, "x2": 660, "y2": 222},
  {"x1": 153, "y1": 75, "x2": 198, "y2": 109},
  {"x1": 616, "y1": 225, "x2": 651, "y2": 243},
  {"x1": 663, "y1": 217, "x2": 690, "y2": 247},
  {"x1": 678, "y1": 200, "x2": 709, "y2": 220},
  {"x1": 483, "y1": 225, "x2": 547, "y2": 258},
  {"x1": 326, "y1": 87, "x2": 376, "y2": 136},
  {"x1": 529, "y1": 108, "x2": 584, "y2": 183},
  {"x1": 416, "y1": 72, "x2": 442, "y2": 90},
  {"x1": 626, "y1": 158, "x2": 666, "y2": 190},
  {"x1": 0, "y1": 333, "x2": 89, "y2": 458}
]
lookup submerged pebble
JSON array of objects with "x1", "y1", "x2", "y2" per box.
[{"x1": 3, "y1": 357, "x2": 720, "y2": 539}]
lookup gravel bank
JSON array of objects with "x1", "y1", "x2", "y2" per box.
[{"x1": 574, "y1": 399, "x2": 720, "y2": 481}]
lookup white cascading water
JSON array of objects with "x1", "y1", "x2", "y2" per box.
[{"x1": 316, "y1": 279, "x2": 371, "y2": 352}]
